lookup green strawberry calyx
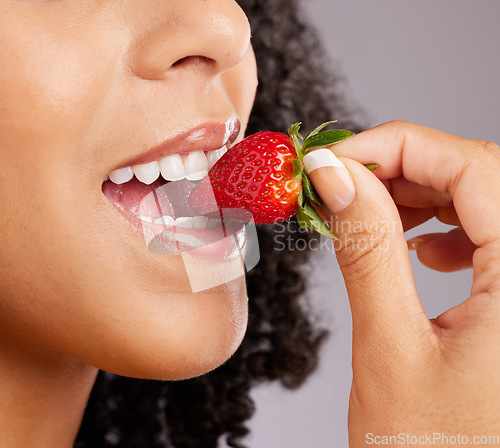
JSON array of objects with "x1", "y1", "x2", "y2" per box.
[{"x1": 287, "y1": 121, "x2": 377, "y2": 239}]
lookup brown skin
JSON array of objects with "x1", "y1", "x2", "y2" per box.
[
  {"x1": 3, "y1": 1, "x2": 499, "y2": 446},
  {"x1": 0, "y1": 1, "x2": 256, "y2": 446},
  {"x1": 309, "y1": 122, "x2": 500, "y2": 446}
]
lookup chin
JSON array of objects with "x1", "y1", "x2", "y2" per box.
[{"x1": 81, "y1": 274, "x2": 249, "y2": 382}]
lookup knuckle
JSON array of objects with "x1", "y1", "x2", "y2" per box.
[
  {"x1": 385, "y1": 119, "x2": 411, "y2": 129},
  {"x1": 464, "y1": 140, "x2": 500, "y2": 178},
  {"x1": 481, "y1": 139, "x2": 500, "y2": 155},
  {"x1": 469, "y1": 139, "x2": 500, "y2": 159},
  {"x1": 382, "y1": 120, "x2": 412, "y2": 140}
]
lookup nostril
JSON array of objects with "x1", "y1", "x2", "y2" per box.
[
  {"x1": 131, "y1": 1, "x2": 250, "y2": 80},
  {"x1": 171, "y1": 55, "x2": 216, "y2": 69}
]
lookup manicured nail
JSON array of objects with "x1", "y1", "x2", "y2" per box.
[
  {"x1": 303, "y1": 148, "x2": 356, "y2": 213},
  {"x1": 407, "y1": 237, "x2": 425, "y2": 251},
  {"x1": 407, "y1": 234, "x2": 442, "y2": 251}
]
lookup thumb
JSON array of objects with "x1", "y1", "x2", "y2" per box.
[{"x1": 303, "y1": 148, "x2": 428, "y2": 347}]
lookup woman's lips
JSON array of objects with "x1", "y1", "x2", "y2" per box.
[
  {"x1": 101, "y1": 170, "x2": 257, "y2": 293},
  {"x1": 102, "y1": 177, "x2": 185, "y2": 222},
  {"x1": 100, "y1": 116, "x2": 250, "y2": 282},
  {"x1": 109, "y1": 118, "x2": 241, "y2": 172},
  {"x1": 102, "y1": 176, "x2": 248, "y2": 259}
]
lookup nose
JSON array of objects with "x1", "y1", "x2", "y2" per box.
[{"x1": 130, "y1": 0, "x2": 251, "y2": 80}]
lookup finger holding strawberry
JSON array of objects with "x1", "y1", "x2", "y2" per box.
[{"x1": 189, "y1": 121, "x2": 375, "y2": 237}]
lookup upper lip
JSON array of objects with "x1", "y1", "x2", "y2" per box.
[{"x1": 108, "y1": 116, "x2": 241, "y2": 174}]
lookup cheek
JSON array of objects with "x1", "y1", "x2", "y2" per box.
[
  {"x1": 0, "y1": 14, "x2": 118, "y2": 304},
  {"x1": 0, "y1": 12, "x2": 120, "y2": 255},
  {"x1": 0, "y1": 12, "x2": 120, "y2": 153}
]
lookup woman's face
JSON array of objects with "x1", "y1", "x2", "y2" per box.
[{"x1": 0, "y1": 1, "x2": 257, "y2": 379}]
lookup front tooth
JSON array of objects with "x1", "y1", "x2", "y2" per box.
[
  {"x1": 109, "y1": 166, "x2": 134, "y2": 185},
  {"x1": 160, "y1": 154, "x2": 186, "y2": 181},
  {"x1": 206, "y1": 146, "x2": 227, "y2": 169},
  {"x1": 133, "y1": 161, "x2": 160, "y2": 185},
  {"x1": 184, "y1": 150, "x2": 209, "y2": 181},
  {"x1": 154, "y1": 215, "x2": 175, "y2": 226},
  {"x1": 137, "y1": 215, "x2": 153, "y2": 223},
  {"x1": 174, "y1": 217, "x2": 195, "y2": 228}
]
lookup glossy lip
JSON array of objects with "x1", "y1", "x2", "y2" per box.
[
  {"x1": 105, "y1": 197, "x2": 247, "y2": 262},
  {"x1": 106, "y1": 116, "x2": 241, "y2": 175},
  {"x1": 100, "y1": 114, "x2": 245, "y2": 266}
]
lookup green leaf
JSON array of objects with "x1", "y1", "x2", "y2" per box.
[
  {"x1": 291, "y1": 133, "x2": 304, "y2": 160},
  {"x1": 302, "y1": 172, "x2": 322, "y2": 206},
  {"x1": 297, "y1": 190, "x2": 305, "y2": 208},
  {"x1": 299, "y1": 202, "x2": 337, "y2": 239},
  {"x1": 295, "y1": 207, "x2": 310, "y2": 232},
  {"x1": 303, "y1": 129, "x2": 354, "y2": 152},
  {"x1": 287, "y1": 122, "x2": 303, "y2": 140},
  {"x1": 288, "y1": 122, "x2": 305, "y2": 160},
  {"x1": 309, "y1": 219, "x2": 337, "y2": 239},
  {"x1": 304, "y1": 120, "x2": 337, "y2": 140},
  {"x1": 364, "y1": 163, "x2": 378, "y2": 171},
  {"x1": 292, "y1": 159, "x2": 303, "y2": 178}
]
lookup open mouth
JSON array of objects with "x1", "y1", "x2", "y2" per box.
[
  {"x1": 100, "y1": 120, "x2": 248, "y2": 258},
  {"x1": 101, "y1": 146, "x2": 228, "y2": 228}
]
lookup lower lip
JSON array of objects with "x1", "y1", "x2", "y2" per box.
[
  {"x1": 109, "y1": 201, "x2": 248, "y2": 263},
  {"x1": 101, "y1": 175, "x2": 249, "y2": 261}
]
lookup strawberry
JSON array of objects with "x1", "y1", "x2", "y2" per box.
[{"x1": 189, "y1": 121, "x2": 375, "y2": 238}]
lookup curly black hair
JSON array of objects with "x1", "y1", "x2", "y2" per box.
[{"x1": 75, "y1": 1, "x2": 364, "y2": 447}]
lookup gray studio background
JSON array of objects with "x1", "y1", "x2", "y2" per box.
[{"x1": 231, "y1": 1, "x2": 500, "y2": 447}]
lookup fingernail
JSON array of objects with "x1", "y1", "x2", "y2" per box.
[
  {"x1": 303, "y1": 148, "x2": 356, "y2": 213},
  {"x1": 407, "y1": 237, "x2": 425, "y2": 251},
  {"x1": 407, "y1": 234, "x2": 441, "y2": 251}
]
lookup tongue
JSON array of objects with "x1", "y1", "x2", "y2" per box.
[{"x1": 102, "y1": 177, "x2": 201, "y2": 221}]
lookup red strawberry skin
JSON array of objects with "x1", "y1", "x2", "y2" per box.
[{"x1": 189, "y1": 132, "x2": 301, "y2": 224}]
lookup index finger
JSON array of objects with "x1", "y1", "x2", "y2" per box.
[{"x1": 330, "y1": 121, "x2": 500, "y2": 248}]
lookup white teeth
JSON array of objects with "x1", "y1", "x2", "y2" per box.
[
  {"x1": 184, "y1": 150, "x2": 209, "y2": 181},
  {"x1": 133, "y1": 161, "x2": 160, "y2": 185},
  {"x1": 108, "y1": 147, "x2": 228, "y2": 185},
  {"x1": 159, "y1": 154, "x2": 186, "y2": 181},
  {"x1": 174, "y1": 217, "x2": 195, "y2": 228},
  {"x1": 154, "y1": 215, "x2": 175, "y2": 226},
  {"x1": 206, "y1": 146, "x2": 227, "y2": 169},
  {"x1": 109, "y1": 166, "x2": 134, "y2": 185},
  {"x1": 148, "y1": 215, "x2": 222, "y2": 229},
  {"x1": 152, "y1": 216, "x2": 194, "y2": 229}
]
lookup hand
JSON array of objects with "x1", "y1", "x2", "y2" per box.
[{"x1": 303, "y1": 121, "x2": 500, "y2": 447}]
